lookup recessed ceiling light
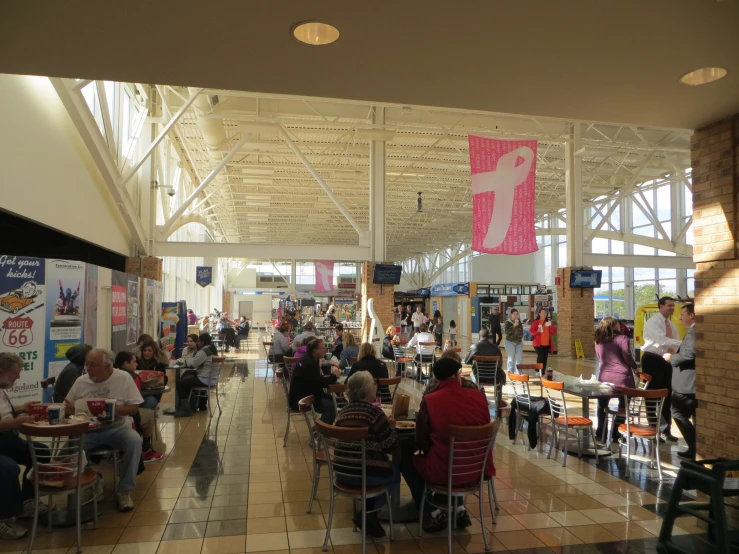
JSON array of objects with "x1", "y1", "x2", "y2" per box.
[
  {"x1": 680, "y1": 67, "x2": 728, "y2": 86},
  {"x1": 292, "y1": 21, "x2": 340, "y2": 46}
]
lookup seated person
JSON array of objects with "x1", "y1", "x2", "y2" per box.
[
  {"x1": 409, "y1": 358, "x2": 496, "y2": 531},
  {"x1": 269, "y1": 322, "x2": 292, "y2": 364},
  {"x1": 464, "y1": 329, "x2": 504, "y2": 384},
  {"x1": 0, "y1": 353, "x2": 50, "y2": 540},
  {"x1": 423, "y1": 349, "x2": 483, "y2": 396},
  {"x1": 348, "y1": 342, "x2": 390, "y2": 403},
  {"x1": 288, "y1": 338, "x2": 341, "y2": 423},
  {"x1": 235, "y1": 316, "x2": 250, "y2": 345},
  {"x1": 52, "y1": 343, "x2": 92, "y2": 403},
  {"x1": 134, "y1": 333, "x2": 155, "y2": 357},
  {"x1": 334, "y1": 371, "x2": 397, "y2": 538},
  {"x1": 137, "y1": 340, "x2": 168, "y2": 372},
  {"x1": 381, "y1": 326, "x2": 396, "y2": 360},
  {"x1": 182, "y1": 334, "x2": 199, "y2": 359},
  {"x1": 339, "y1": 332, "x2": 359, "y2": 371},
  {"x1": 216, "y1": 317, "x2": 238, "y2": 352},
  {"x1": 174, "y1": 333, "x2": 219, "y2": 417},
  {"x1": 407, "y1": 323, "x2": 436, "y2": 374},
  {"x1": 292, "y1": 322, "x2": 316, "y2": 351},
  {"x1": 331, "y1": 324, "x2": 345, "y2": 358},
  {"x1": 114, "y1": 352, "x2": 163, "y2": 463},
  {"x1": 64, "y1": 348, "x2": 144, "y2": 512}
]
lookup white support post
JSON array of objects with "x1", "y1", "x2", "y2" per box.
[
  {"x1": 51, "y1": 78, "x2": 148, "y2": 254},
  {"x1": 369, "y1": 107, "x2": 387, "y2": 262},
  {"x1": 565, "y1": 124, "x2": 584, "y2": 267},
  {"x1": 290, "y1": 260, "x2": 297, "y2": 288}
]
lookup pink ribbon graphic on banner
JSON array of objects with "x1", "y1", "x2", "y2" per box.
[
  {"x1": 468, "y1": 135, "x2": 538, "y2": 255},
  {"x1": 314, "y1": 261, "x2": 334, "y2": 292}
]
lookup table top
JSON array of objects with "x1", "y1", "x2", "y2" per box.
[
  {"x1": 562, "y1": 383, "x2": 620, "y2": 399},
  {"x1": 87, "y1": 416, "x2": 125, "y2": 433},
  {"x1": 141, "y1": 386, "x2": 171, "y2": 397}
]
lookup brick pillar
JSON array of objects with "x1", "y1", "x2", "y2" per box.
[
  {"x1": 555, "y1": 267, "x2": 595, "y2": 358},
  {"x1": 360, "y1": 261, "x2": 395, "y2": 343},
  {"x1": 691, "y1": 115, "x2": 739, "y2": 460},
  {"x1": 222, "y1": 291, "x2": 232, "y2": 317},
  {"x1": 125, "y1": 256, "x2": 162, "y2": 281}
]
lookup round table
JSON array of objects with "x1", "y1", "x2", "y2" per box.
[{"x1": 141, "y1": 386, "x2": 170, "y2": 397}]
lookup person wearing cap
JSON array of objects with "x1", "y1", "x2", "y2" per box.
[
  {"x1": 408, "y1": 357, "x2": 496, "y2": 531},
  {"x1": 464, "y1": 329, "x2": 503, "y2": 384}
]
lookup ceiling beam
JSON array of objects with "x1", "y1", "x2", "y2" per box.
[
  {"x1": 154, "y1": 241, "x2": 371, "y2": 260},
  {"x1": 583, "y1": 254, "x2": 695, "y2": 270}
]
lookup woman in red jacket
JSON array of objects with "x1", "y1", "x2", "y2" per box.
[{"x1": 530, "y1": 308, "x2": 556, "y2": 368}]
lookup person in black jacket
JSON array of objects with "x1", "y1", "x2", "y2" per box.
[
  {"x1": 53, "y1": 344, "x2": 92, "y2": 403},
  {"x1": 488, "y1": 307, "x2": 503, "y2": 345},
  {"x1": 464, "y1": 329, "x2": 504, "y2": 385},
  {"x1": 347, "y1": 342, "x2": 390, "y2": 402},
  {"x1": 381, "y1": 326, "x2": 396, "y2": 360},
  {"x1": 288, "y1": 338, "x2": 342, "y2": 422}
]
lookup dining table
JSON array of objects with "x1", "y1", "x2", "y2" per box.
[
  {"x1": 378, "y1": 409, "x2": 419, "y2": 523},
  {"x1": 163, "y1": 361, "x2": 183, "y2": 415},
  {"x1": 559, "y1": 382, "x2": 621, "y2": 457}
]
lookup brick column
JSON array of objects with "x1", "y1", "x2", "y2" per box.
[
  {"x1": 125, "y1": 256, "x2": 162, "y2": 281},
  {"x1": 555, "y1": 267, "x2": 595, "y2": 358},
  {"x1": 360, "y1": 261, "x2": 395, "y2": 343},
  {"x1": 691, "y1": 115, "x2": 739, "y2": 460},
  {"x1": 222, "y1": 291, "x2": 232, "y2": 317}
]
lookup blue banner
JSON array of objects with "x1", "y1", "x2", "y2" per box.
[
  {"x1": 430, "y1": 282, "x2": 469, "y2": 297},
  {"x1": 196, "y1": 266, "x2": 212, "y2": 288}
]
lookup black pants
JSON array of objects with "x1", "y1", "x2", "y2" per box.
[
  {"x1": 177, "y1": 373, "x2": 208, "y2": 409},
  {"x1": 534, "y1": 346, "x2": 550, "y2": 368},
  {"x1": 595, "y1": 397, "x2": 626, "y2": 441},
  {"x1": 0, "y1": 432, "x2": 49, "y2": 520},
  {"x1": 641, "y1": 352, "x2": 673, "y2": 435},
  {"x1": 434, "y1": 332, "x2": 443, "y2": 348},
  {"x1": 671, "y1": 392, "x2": 696, "y2": 454},
  {"x1": 396, "y1": 440, "x2": 462, "y2": 512}
]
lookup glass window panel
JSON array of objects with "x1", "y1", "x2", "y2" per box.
[
  {"x1": 104, "y1": 81, "x2": 115, "y2": 124},
  {"x1": 592, "y1": 238, "x2": 610, "y2": 254},
  {"x1": 685, "y1": 220, "x2": 693, "y2": 245},
  {"x1": 684, "y1": 185, "x2": 692, "y2": 217},
  {"x1": 634, "y1": 244, "x2": 655, "y2": 256},
  {"x1": 558, "y1": 243, "x2": 567, "y2": 268},
  {"x1": 656, "y1": 186, "x2": 671, "y2": 220},
  {"x1": 611, "y1": 241, "x2": 625, "y2": 254},
  {"x1": 659, "y1": 268, "x2": 676, "y2": 279},
  {"x1": 634, "y1": 225, "x2": 655, "y2": 238},
  {"x1": 610, "y1": 203, "x2": 621, "y2": 229},
  {"x1": 594, "y1": 267, "x2": 610, "y2": 283},
  {"x1": 660, "y1": 279, "x2": 677, "y2": 296},
  {"x1": 611, "y1": 267, "x2": 625, "y2": 281},
  {"x1": 634, "y1": 281, "x2": 658, "y2": 312},
  {"x1": 632, "y1": 201, "x2": 650, "y2": 227},
  {"x1": 687, "y1": 277, "x2": 695, "y2": 297},
  {"x1": 594, "y1": 287, "x2": 609, "y2": 318},
  {"x1": 634, "y1": 267, "x2": 656, "y2": 281},
  {"x1": 611, "y1": 283, "x2": 626, "y2": 319}
]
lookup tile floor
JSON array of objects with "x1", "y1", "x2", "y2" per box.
[{"x1": 2, "y1": 336, "x2": 717, "y2": 554}]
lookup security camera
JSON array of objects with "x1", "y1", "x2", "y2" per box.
[{"x1": 167, "y1": 188, "x2": 176, "y2": 197}]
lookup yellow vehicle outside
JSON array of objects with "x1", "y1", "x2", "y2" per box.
[{"x1": 633, "y1": 302, "x2": 690, "y2": 349}]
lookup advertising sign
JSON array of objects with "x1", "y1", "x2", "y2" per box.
[
  {"x1": 0, "y1": 255, "x2": 46, "y2": 402},
  {"x1": 111, "y1": 271, "x2": 139, "y2": 352},
  {"x1": 430, "y1": 283, "x2": 470, "y2": 297},
  {"x1": 315, "y1": 261, "x2": 334, "y2": 293},
  {"x1": 468, "y1": 135, "x2": 538, "y2": 255},
  {"x1": 196, "y1": 266, "x2": 212, "y2": 288},
  {"x1": 83, "y1": 264, "x2": 98, "y2": 346},
  {"x1": 45, "y1": 259, "x2": 85, "y2": 380}
]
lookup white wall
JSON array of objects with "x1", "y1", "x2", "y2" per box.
[
  {"x1": 0, "y1": 74, "x2": 132, "y2": 255},
  {"x1": 470, "y1": 252, "x2": 541, "y2": 284}
]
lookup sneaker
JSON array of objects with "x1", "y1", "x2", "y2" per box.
[
  {"x1": 677, "y1": 450, "x2": 696, "y2": 460},
  {"x1": 455, "y1": 510, "x2": 472, "y2": 529},
  {"x1": 20, "y1": 498, "x2": 49, "y2": 519},
  {"x1": 664, "y1": 434, "x2": 679, "y2": 443},
  {"x1": 352, "y1": 513, "x2": 386, "y2": 538},
  {"x1": 0, "y1": 519, "x2": 28, "y2": 540},
  {"x1": 422, "y1": 511, "x2": 447, "y2": 533},
  {"x1": 142, "y1": 449, "x2": 164, "y2": 463},
  {"x1": 115, "y1": 491, "x2": 135, "y2": 512}
]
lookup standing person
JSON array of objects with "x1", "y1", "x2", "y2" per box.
[
  {"x1": 398, "y1": 305, "x2": 409, "y2": 340},
  {"x1": 0, "y1": 353, "x2": 50, "y2": 540},
  {"x1": 489, "y1": 307, "x2": 503, "y2": 346},
  {"x1": 641, "y1": 297, "x2": 681, "y2": 442},
  {"x1": 187, "y1": 309, "x2": 197, "y2": 325},
  {"x1": 593, "y1": 317, "x2": 637, "y2": 444},
  {"x1": 503, "y1": 309, "x2": 524, "y2": 374},
  {"x1": 530, "y1": 309, "x2": 556, "y2": 368},
  {"x1": 433, "y1": 315, "x2": 444, "y2": 348},
  {"x1": 448, "y1": 320, "x2": 457, "y2": 347},
  {"x1": 404, "y1": 306, "x2": 414, "y2": 339},
  {"x1": 663, "y1": 303, "x2": 696, "y2": 459},
  {"x1": 411, "y1": 306, "x2": 425, "y2": 338}
]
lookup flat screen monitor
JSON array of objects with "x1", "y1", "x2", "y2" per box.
[
  {"x1": 570, "y1": 270, "x2": 603, "y2": 288},
  {"x1": 372, "y1": 264, "x2": 402, "y2": 285}
]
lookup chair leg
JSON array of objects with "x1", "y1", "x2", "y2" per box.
[
  {"x1": 92, "y1": 485, "x2": 99, "y2": 529},
  {"x1": 307, "y1": 464, "x2": 320, "y2": 513},
  {"x1": 654, "y1": 437, "x2": 664, "y2": 481},
  {"x1": 418, "y1": 484, "x2": 427, "y2": 537},
  {"x1": 29, "y1": 495, "x2": 39, "y2": 554},
  {"x1": 562, "y1": 427, "x2": 569, "y2": 467},
  {"x1": 361, "y1": 493, "x2": 367, "y2": 554},
  {"x1": 576, "y1": 429, "x2": 582, "y2": 458},
  {"x1": 589, "y1": 427, "x2": 599, "y2": 462},
  {"x1": 215, "y1": 384, "x2": 222, "y2": 415},
  {"x1": 322, "y1": 492, "x2": 334, "y2": 552},
  {"x1": 75, "y1": 486, "x2": 83, "y2": 553},
  {"x1": 385, "y1": 490, "x2": 394, "y2": 541},
  {"x1": 488, "y1": 478, "x2": 498, "y2": 524},
  {"x1": 546, "y1": 423, "x2": 555, "y2": 459},
  {"x1": 447, "y1": 491, "x2": 453, "y2": 554},
  {"x1": 283, "y1": 406, "x2": 291, "y2": 447},
  {"x1": 47, "y1": 493, "x2": 52, "y2": 532},
  {"x1": 624, "y1": 433, "x2": 631, "y2": 478}
]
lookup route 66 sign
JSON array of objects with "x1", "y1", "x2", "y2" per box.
[{"x1": 2, "y1": 316, "x2": 33, "y2": 348}]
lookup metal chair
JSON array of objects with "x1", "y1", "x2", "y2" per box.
[
  {"x1": 298, "y1": 396, "x2": 326, "y2": 514},
  {"x1": 542, "y1": 379, "x2": 599, "y2": 467},
  {"x1": 606, "y1": 372, "x2": 652, "y2": 448},
  {"x1": 315, "y1": 420, "x2": 394, "y2": 554},
  {"x1": 507, "y1": 372, "x2": 549, "y2": 449},
  {"x1": 22, "y1": 421, "x2": 98, "y2": 554},
  {"x1": 391, "y1": 342, "x2": 412, "y2": 378},
  {"x1": 473, "y1": 355, "x2": 502, "y2": 409},
  {"x1": 188, "y1": 356, "x2": 224, "y2": 417},
  {"x1": 328, "y1": 383, "x2": 347, "y2": 418},
  {"x1": 283, "y1": 356, "x2": 299, "y2": 380},
  {"x1": 416, "y1": 342, "x2": 437, "y2": 381},
  {"x1": 616, "y1": 387, "x2": 669, "y2": 480},
  {"x1": 418, "y1": 420, "x2": 501, "y2": 554},
  {"x1": 516, "y1": 363, "x2": 544, "y2": 395},
  {"x1": 376, "y1": 377, "x2": 401, "y2": 405},
  {"x1": 262, "y1": 341, "x2": 276, "y2": 382}
]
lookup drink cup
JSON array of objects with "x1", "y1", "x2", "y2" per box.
[
  {"x1": 538, "y1": 325, "x2": 543, "y2": 332},
  {"x1": 104, "y1": 399, "x2": 116, "y2": 421},
  {"x1": 47, "y1": 404, "x2": 65, "y2": 425}
]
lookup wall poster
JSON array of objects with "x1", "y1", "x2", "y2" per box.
[
  {"x1": 84, "y1": 264, "x2": 98, "y2": 346},
  {"x1": 45, "y1": 259, "x2": 86, "y2": 380},
  {"x1": 0, "y1": 255, "x2": 46, "y2": 402},
  {"x1": 112, "y1": 271, "x2": 140, "y2": 352}
]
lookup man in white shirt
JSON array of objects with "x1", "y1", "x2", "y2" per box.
[
  {"x1": 411, "y1": 306, "x2": 425, "y2": 336},
  {"x1": 641, "y1": 297, "x2": 682, "y2": 442},
  {"x1": 64, "y1": 348, "x2": 143, "y2": 513},
  {"x1": 408, "y1": 323, "x2": 436, "y2": 379}
]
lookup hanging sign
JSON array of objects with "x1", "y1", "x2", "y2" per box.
[
  {"x1": 468, "y1": 135, "x2": 538, "y2": 255},
  {"x1": 315, "y1": 261, "x2": 335, "y2": 293},
  {"x1": 45, "y1": 259, "x2": 85, "y2": 380},
  {"x1": 111, "y1": 271, "x2": 139, "y2": 353},
  {"x1": 452, "y1": 283, "x2": 470, "y2": 295},
  {"x1": 196, "y1": 266, "x2": 212, "y2": 288},
  {"x1": 416, "y1": 288, "x2": 431, "y2": 296}
]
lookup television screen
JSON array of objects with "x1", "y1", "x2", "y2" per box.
[
  {"x1": 570, "y1": 270, "x2": 602, "y2": 288},
  {"x1": 373, "y1": 264, "x2": 402, "y2": 285}
]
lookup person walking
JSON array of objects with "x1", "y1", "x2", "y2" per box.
[
  {"x1": 529, "y1": 308, "x2": 556, "y2": 368},
  {"x1": 663, "y1": 303, "x2": 696, "y2": 459},
  {"x1": 641, "y1": 296, "x2": 682, "y2": 442},
  {"x1": 489, "y1": 307, "x2": 503, "y2": 346},
  {"x1": 503, "y1": 309, "x2": 524, "y2": 373},
  {"x1": 411, "y1": 306, "x2": 425, "y2": 337}
]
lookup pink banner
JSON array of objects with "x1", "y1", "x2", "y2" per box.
[
  {"x1": 314, "y1": 261, "x2": 334, "y2": 292},
  {"x1": 468, "y1": 135, "x2": 538, "y2": 255}
]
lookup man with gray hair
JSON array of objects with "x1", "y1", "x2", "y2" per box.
[
  {"x1": 64, "y1": 348, "x2": 143, "y2": 512},
  {"x1": 292, "y1": 322, "x2": 316, "y2": 350}
]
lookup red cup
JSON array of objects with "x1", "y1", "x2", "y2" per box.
[
  {"x1": 86, "y1": 400, "x2": 107, "y2": 417},
  {"x1": 27, "y1": 404, "x2": 49, "y2": 422}
]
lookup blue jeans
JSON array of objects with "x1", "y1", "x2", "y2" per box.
[
  {"x1": 141, "y1": 396, "x2": 159, "y2": 410},
  {"x1": 83, "y1": 424, "x2": 142, "y2": 492},
  {"x1": 505, "y1": 340, "x2": 523, "y2": 373}
]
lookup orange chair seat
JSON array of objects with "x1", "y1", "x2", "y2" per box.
[
  {"x1": 607, "y1": 408, "x2": 627, "y2": 415},
  {"x1": 39, "y1": 467, "x2": 98, "y2": 493},
  {"x1": 554, "y1": 416, "x2": 593, "y2": 427},
  {"x1": 315, "y1": 450, "x2": 328, "y2": 463},
  {"x1": 333, "y1": 481, "x2": 389, "y2": 496},
  {"x1": 618, "y1": 424, "x2": 658, "y2": 437},
  {"x1": 397, "y1": 358, "x2": 413, "y2": 363}
]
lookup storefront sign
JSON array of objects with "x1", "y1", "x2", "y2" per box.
[
  {"x1": 45, "y1": 259, "x2": 85, "y2": 380},
  {"x1": 468, "y1": 135, "x2": 538, "y2": 255},
  {"x1": 430, "y1": 283, "x2": 469, "y2": 297},
  {"x1": 0, "y1": 255, "x2": 46, "y2": 402},
  {"x1": 196, "y1": 266, "x2": 212, "y2": 287},
  {"x1": 315, "y1": 261, "x2": 335, "y2": 292},
  {"x1": 416, "y1": 288, "x2": 431, "y2": 296}
]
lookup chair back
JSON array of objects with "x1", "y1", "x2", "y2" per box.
[
  {"x1": 314, "y1": 420, "x2": 369, "y2": 490},
  {"x1": 418, "y1": 341, "x2": 436, "y2": 359},
  {"x1": 473, "y1": 355, "x2": 501, "y2": 406},
  {"x1": 21, "y1": 421, "x2": 90, "y2": 494},
  {"x1": 284, "y1": 356, "x2": 299, "y2": 379},
  {"x1": 507, "y1": 372, "x2": 532, "y2": 412},
  {"x1": 621, "y1": 387, "x2": 668, "y2": 435},
  {"x1": 328, "y1": 383, "x2": 347, "y2": 416},
  {"x1": 298, "y1": 395, "x2": 319, "y2": 447},
  {"x1": 376, "y1": 377, "x2": 401, "y2": 404},
  {"x1": 276, "y1": 369, "x2": 290, "y2": 400},
  {"x1": 446, "y1": 420, "x2": 500, "y2": 489},
  {"x1": 452, "y1": 348, "x2": 461, "y2": 353},
  {"x1": 541, "y1": 379, "x2": 568, "y2": 421},
  {"x1": 263, "y1": 341, "x2": 274, "y2": 359},
  {"x1": 209, "y1": 356, "x2": 225, "y2": 385},
  {"x1": 516, "y1": 363, "x2": 544, "y2": 377}
]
